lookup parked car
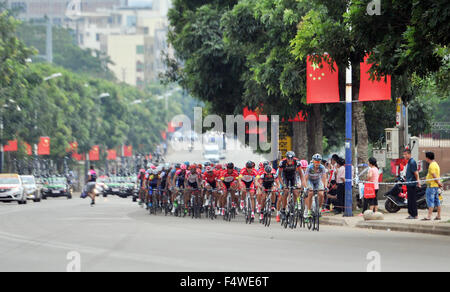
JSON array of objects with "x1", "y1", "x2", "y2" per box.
[
  {"x1": 20, "y1": 175, "x2": 41, "y2": 202},
  {"x1": 41, "y1": 176, "x2": 72, "y2": 199},
  {"x1": 0, "y1": 174, "x2": 27, "y2": 204}
]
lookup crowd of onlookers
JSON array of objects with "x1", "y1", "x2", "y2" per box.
[{"x1": 323, "y1": 149, "x2": 443, "y2": 220}]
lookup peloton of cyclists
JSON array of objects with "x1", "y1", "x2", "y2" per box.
[{"x1": 136, "y1": 152, "x2": 330, "y2": 224}]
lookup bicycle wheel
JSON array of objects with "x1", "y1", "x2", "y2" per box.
[{"x1": 314, "y1": 196, "x2": 320, "y2": 231}]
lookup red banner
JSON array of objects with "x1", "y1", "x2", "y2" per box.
[
  {"x1": 243, "y1": 107, "x2": 269, "y2": 122},
  {"x1": 107, "y1": 149, "x2": 117, "y2": 161},
  {"x1": 89, "y1": 145, "x2": 100, "y2": 161},
  {"x1": 359, "y1": 55, "x2": 391, "y2": 101},
  {"x1": 24, "y1": 143, "x2": 32, "y2": 156},
  {"x1": 306, "y1": 56, "x2": 340, "y2": 104},
  {"x1": 161, "y1": 131, "x2": 167, "y2": 141},
  {"x1": 3, "y1": 140, "x2": 18, "y2": 152},
  {"x1": 66, "y1": 142, "x2": 78, "y2": 153},
  {"x1": 72, "y1": 152, "x2": 85, "y2": 161},
  {"x1": 123, "y1": 145, "x2": 133, "y2": 157},
  {"x1": 37, "y1": 137, "x2": 50, "y2": 155}
]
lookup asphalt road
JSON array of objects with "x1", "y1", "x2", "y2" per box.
[{"x1": 0, "y1": 196, "x2": 449, "y2": 272}]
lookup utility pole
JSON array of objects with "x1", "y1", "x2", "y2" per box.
[{"x1": 344, "y1": 60, "x2": 353, "y2": 217}]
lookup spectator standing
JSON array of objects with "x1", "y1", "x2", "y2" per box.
[
  {"x1": 422, "y1": 152, "x2": 443, "y2": 221},
  {"x1": 403, "y1": 149, "x2": 421, "y2": 219},
  {"x1": 366, "y1": 157, "x2": 380, "y2": 212},
  {"x1": 335, "y1": 158, "x2": 346, "y2": 215}
]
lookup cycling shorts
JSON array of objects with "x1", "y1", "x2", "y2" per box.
[
  {"x1": 187, "y1": 182, "x2": 198, "y2": 189},
  {"x1": 307, "y1": 179, "x2": 324, "y2": 191},
  {"x1": 205, "y1": 180, "x2": 217, "y2": 189}
]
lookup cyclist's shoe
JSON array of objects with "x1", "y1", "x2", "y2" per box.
[
  {"x1": 90, "y1": 201, "x2": 95, "y2": 207},
  {"x1": 251, "y1": 211, "x2": 255, "y2": 219},
  {"x1": 308, "y1": 210, "x2": 313, "y2": 218},
  {"x1": 276, "y1": 214, "x2": 280, "y2": 222},
  {"x1": 215, "y1": 209, "x2": 220, "y2": 216},
  {"x1": 240, "y1": 200, "x2": 244, "y2": 210},
  {"x1": 222, "y1": 209, "x2": 225, "y2": 216},
  {"x1": 260, "y1": 214, "x2": 264, "y2": 221}
]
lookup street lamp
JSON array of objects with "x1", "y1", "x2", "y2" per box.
[{"x1": 0, "y1": 100, "x2": 23, "y2": 173}]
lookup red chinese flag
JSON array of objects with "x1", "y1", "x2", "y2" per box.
[
  {"x1": 4, "y1": 140, "x2": 18, "y2": 152},
  {"x1": 306, "y1": 56, "x2": 340, "y2": 104},
  {"x1": 107, "y1": 150, "x2": 117, "y2": 161},
  {"x1": 72, "y1": 152, "x2": 85, "y2": 161},
  {"x1": 288, "y1": 111, "x2": 307, "y2": 122},
  {"x1": 38, "y1": 137, "x2": 50, "y2": 155},
  {"x1": 66, "y1": 142, "x2": 78, "y2": 153},
  {"x1": 89, "y1": 145, "x2": 100, "y2": 161},
  {"x1": 24, "y1": 143, "x2": 32, "y2": 155},
  {"x1": 359, "y1": 55, "x2": 391, "y2": 101},
  {"x1": 123, "y1": 145, "x2": 133, "y2": 157}
]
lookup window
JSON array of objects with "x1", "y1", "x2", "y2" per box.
[
  {"x1": 136, "y1": 45, "x2": 144, "y2": 55},
  {"x1": 96, "y1": 34, "x2": 100, "y2": 42},
  {"x1": 10, "y1": 2, "x2": 26, "y2": 13},
  {"x1": 136, "y1": 61, "x2": 144, "y2": 72},
  {"x1": 127, "y1": 16, "x2": 137, "y2": 27}
]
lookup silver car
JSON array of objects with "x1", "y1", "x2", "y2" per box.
[
  {"x1": 0, "y1": 174, "x2": 27, "y2": 205},
  {"x1": 20, "y1": 175, "x2": 41, "y2": 203}
]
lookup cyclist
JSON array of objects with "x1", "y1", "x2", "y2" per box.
[
  {"x1": 185, "y1": 164, "x2": 202, "y2": 213},
  {"x1": 277, "y1": 151, "x2": 305, "y2": 223},
  {"x1": 203, "y1": 165, "x2": 220, "y2": 215},
  {"x1": 219, "y1": 162, "x2": 240, "y2": 215},
  {"x1": 172, "y1": 164, "x2": 187, "y2": 214},
  {"x1": 238, "y1": 161, "x2": 258, "y2": 220},
  {"x1": 304, "y1": 154, "x2": 328, "y2": 221},
  {"x1": 146, "y1": 168, "x2": 159, "y2": 210},
  {"x1": 256, "y1": 165, "x2": 279, "y2": 221}
]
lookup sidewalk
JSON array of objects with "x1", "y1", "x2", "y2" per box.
[{"x1": 321, "y1": 190, "x2": 450, "y2": 236}]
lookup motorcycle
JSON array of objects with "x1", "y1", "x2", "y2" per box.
[{"x1": 384, "y1": 176, "x2": 432, "y2": 213}]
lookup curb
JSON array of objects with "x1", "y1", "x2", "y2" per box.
[
  {"x1": 320, "y1": 217, "x2": 348, "y2": 227},
  {"x1": 356, "y1": 221, "x2": 450, "y2": 236}
]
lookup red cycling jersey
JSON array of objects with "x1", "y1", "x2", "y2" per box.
[
  {"x1": 220, "y1": 169, "x2": 239, "y2": 183},
  {"x1": 203, "y1": 170, "x2": 219, "y2": 183},
  {"x1": 239, "y1": 168, "x2": 258, "y2": 183}
]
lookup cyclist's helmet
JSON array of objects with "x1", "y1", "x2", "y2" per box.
[
  {"x1": 174, "y1": 163, "x2": 181, "y2": 169},
  {"x1": 286, "y1": 151, "x2": 295, "y2": 159},
  {"x1": 184, "y1": 161, "x2": 190, "y2": 167},
  {"x1": 246, "y1": 161, "x2": 253, "y2": 169},
  {"x1": 312, "y1": 153, "x2": 322, "y2": 162},
  {"x1": 204, "y1": 162, "x2": 211, "y2": 167},
  {"x1": 189, "y1": 164, "x2": 197, "y2": 171},
  {"x1": 180, "y1": 164, "x2": 187, "y2": 170},
  {"x1": 263, "y1": 161, "x2": 270, "y2": 167},
  {"x1": 139, "y1": 168, "x2": 145, "y2": 173},
  {"x1": 227, "y1": 162, "x2": 234, "y2": 170},
  {"x1": 205, "y1": 166, "x2": 213, "y2": 172},
  {"x1": 264, "y1": 165, "x2": 273, "y2": 174},
  {"x1": 300, "y1": 160, "x2": 309, "y2": 168},
  {"x1": 258, "y1": 162, "x2": 264, "y2": 169},
  {"x1": 215, "y1": 164, "x2": 222, "y2": 170}
]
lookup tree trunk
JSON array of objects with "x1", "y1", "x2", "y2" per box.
[
  {"x1": 307, "y1": 104, "x2": 323, "y2": 159},
  {"x1": 292, "y1": 122, "x2": 308, "y2": 159},
  {"x1": 354, "y1": 101, "x2": 369, "y2": 165}
]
